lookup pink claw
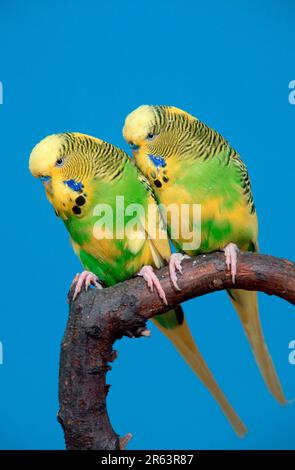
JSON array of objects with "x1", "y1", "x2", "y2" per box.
[
  {"x1": 72, "y1": 270, "x2": 102, "y2": 300},
  {"x1": 169, "y1": 253, "x2": 190, "y2": 291},
  {"x1": 223, "y1": 243, "x2": 239, "y2": 283},
  {"x1": 138, "y1": 265, "x2": 168, "y2": 305}
]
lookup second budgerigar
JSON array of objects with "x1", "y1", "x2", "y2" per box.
[{"x1": 123, "y1": 105, "x2": 285, "y2": 405}]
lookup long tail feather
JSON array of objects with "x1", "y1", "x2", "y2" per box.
[
  {"x1": 227, "y1": 289, "x2": 286, "y2": 404},
  {"x1": 153, "y1": 307, "x2": 247, "y2": 437}
]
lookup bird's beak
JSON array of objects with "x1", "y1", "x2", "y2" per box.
[
  {"x1": 40, "y1": 176, "x2": 53, "y2": 194},
  {"x1": 129, "y1": 143, "x2": 139, "y2": 156},
  {"x1": 40, "y1": 175, "x2": 51, "y2": 183}
]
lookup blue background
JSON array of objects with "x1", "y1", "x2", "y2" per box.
[{"x1": 0, "y1": 0, "x2": 294, "y2": 450}]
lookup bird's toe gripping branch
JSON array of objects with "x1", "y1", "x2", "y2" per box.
[
  {"x1": 71, "y1": 270, "x2": 103, "y2": 300},
  {"x1": 169, "y1": 253, "x2": 191, "y2": 291},
  {"x1": 223, "y1": 243, "x2": 239, "y2": 283},
  {"x1": 138, "y1": 265, "x2": 168, "y2": 305}
]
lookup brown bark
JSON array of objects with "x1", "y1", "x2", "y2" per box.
[{"x1": 57, "y1": 252, "x2": 295, "y2": 450}]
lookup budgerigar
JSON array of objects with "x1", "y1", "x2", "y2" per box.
[
  {"x1": 123, "y1": 105, "x2": 286, "y2": 405},
  {"x1": 29, "y1": 132, "x2": 247, "y2": 436}
]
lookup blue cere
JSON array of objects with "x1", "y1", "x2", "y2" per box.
[
  {"x1": 40, "y1": 175, "x2": 51, "y2": 182},
  {"x1": 129, "y1": 142, "x2": 139, "y2": 150}
]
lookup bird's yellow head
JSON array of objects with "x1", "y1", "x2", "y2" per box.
[
  {"x1": 123, "y1": 105, "x2": 196, "y2": 159},
  {"x1": 123, "y1": 105, "x2": 197, "y2": 184},
  {"x1": 29, "y1": 132, "x2": 125, "y2": 219}
]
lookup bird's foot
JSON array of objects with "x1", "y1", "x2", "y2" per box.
[
  {"x1": 71, "y1": 270, "x2": 102, "y2": 300},
  {"x1": 138, "y1": 265, "x2": 168, "y2": 305},
  {"x1": 223, "y1": 243, "x2": 239, "y2": 283},
  {"x1": 169, "y1": 253, "x2": 190, "y2": 291}
]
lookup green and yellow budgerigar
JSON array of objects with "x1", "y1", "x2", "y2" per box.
[
  {"x1": 123, "y1": 105, "x2": 286, "y2": 405},
  {"x1": 29, "y1": 132, "x2": 247, "y2": 436}
]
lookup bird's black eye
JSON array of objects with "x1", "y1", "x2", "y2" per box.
[
  {"x1": 146, "y1": 132, "x2": 157, "y2": 141},
  {"x1": 55, "y1": 157, "x2": 64, "y2": 167}
]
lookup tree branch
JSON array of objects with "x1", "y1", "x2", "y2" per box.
[{"x1": 57, "y1": 252, "x2": 295, "y2": 450}]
